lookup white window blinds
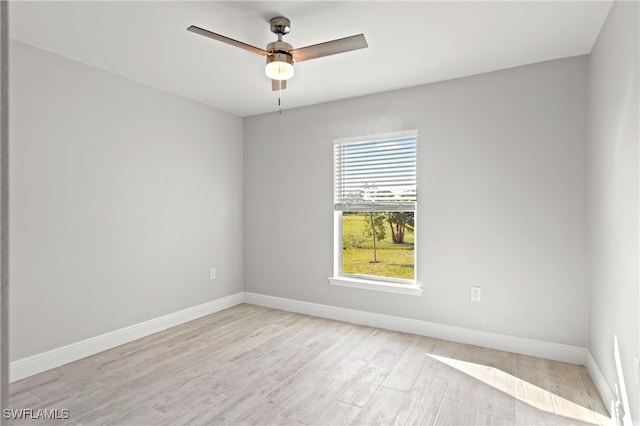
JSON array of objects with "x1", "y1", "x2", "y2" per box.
[{"x1": 334, "y1": 131, "x2": 417, "y2": 212}]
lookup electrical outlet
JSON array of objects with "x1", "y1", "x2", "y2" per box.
[
  {"x1": 470, "y1": 286, "x2": 481, "y2": 302},
  {"x1": 210, "y1": 268, "x2": 216, "y2": 280}
]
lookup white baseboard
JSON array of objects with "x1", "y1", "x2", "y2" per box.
[
  {"x1": 244, "y1": 292, "x2": 588, "y2": 365},
  {"x1": 10, "y1": 292, "x2": 244, "y2": 382}
]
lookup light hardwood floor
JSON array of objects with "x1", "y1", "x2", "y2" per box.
[{"x1": 10, "y1": 304, "x2": 609, "y2": 425}]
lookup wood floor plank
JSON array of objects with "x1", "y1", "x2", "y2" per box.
[
  {"x1": 516, "y1": 353, "x2": 549, "y2": 376},
  {"x1": 7, "y1": 390, "x2": 41, "y2": 407},
  {"x1": 515, "y1": 373, "x2": 555, "y2": 411},
  {"x1": 261, "y1": 320, "x2": 370, "y2": 384},
  {"x1": 261, "y1": 323, "x2": 374, "y2": 417},
  {"x1": 336, "y1": 330, "x2": 414, "y2": 407},
  {"x1": 433, "y1": 361, "x2": 484, "y2": 425},
  {"x1": 546, "y1": 359, "x2": 586, "y2": 389},
  {"x1": 425, "y1": 338, "x2": 464, "y2": 376},
  {"x1": 515, "y1": 399, "x2": 596, "y2": 426},
  {"x1": 227, "y1": 399, "x2": 287, "y2": 426},
  {"x1": 578, "y1": 368, "x2": 610, "y2": 422},
  {"x1": 477, "y1": 383, "x2": 517, "y2": 423},
  {"x1": 305, "y1": 399, "x2": 361, "y2": 426},
  {"x1": 352, "y1": 385, "x2": 408, "y2": 425},
  {"x1": 477, "y1": 365, "x2": 517, "y2": 422},
  {"x1": 284, "y1": 356, "x2": 365, "y2": 423},
  {"x1": 382, "y1": 335, "x2": 437, "y2": 392},
  {"x1": 551, "y1": 384, "x2": 599, "y2": 425},
  {"x1": 484, "y1": 348, "x2": 516, "y2": 376},
  {"x1": 393, "y1": 367, "x2": 449, "y2": 426},
  {"x1": 476, "y1": 412, "x2": 515, "y2": 425},
  {"x1": 150, "y1": 374, "x2": 226, "y2": 415},
  {"x1": 206, "y1": 378, "x2": 280, "y2": 425},
  {"x1": 105, "y1": 404, "x2": 166, "y2": 426},
  {"x1": 336, "y1": 363, "x2": 387, "y2": 408},
  {"x1": 208, "y1": 316, "x2": 321, "y2": 396}
]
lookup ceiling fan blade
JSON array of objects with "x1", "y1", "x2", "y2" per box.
[
  {"x1": 272, "y1": 79, "x2": 287, "y2": 91},
  {"x1": 290, "y1": 34, "x2": 367, "y2": 63},
  {"x1": 187, "y1": 25, "x2": 268, "y2": 56}
]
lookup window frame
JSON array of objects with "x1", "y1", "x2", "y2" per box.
[{"x1": 329, "y1": 130, "x2": 422, "y2": 296}]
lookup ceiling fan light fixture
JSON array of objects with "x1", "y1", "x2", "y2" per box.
[{"x1": 265, "y1": 52, "x2": 294, "y2": 80}]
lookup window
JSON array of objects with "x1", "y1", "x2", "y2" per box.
[{"x1": 330, "y1": 130, "x2": 420, "y2": 295}]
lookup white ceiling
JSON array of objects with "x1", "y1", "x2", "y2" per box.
[{"x1": 9, "y1": 1, "x2": 612, "y2": 117}]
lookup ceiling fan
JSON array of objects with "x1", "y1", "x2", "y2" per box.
[{"x1": 187, "y1": 17, "x2": 368, "y2": 91}]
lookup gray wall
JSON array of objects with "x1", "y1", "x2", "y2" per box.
[
  {"x1": 587, "y1": 0, "x2": 640, "y2": 422},
  {"x1": 244, "y1": 56, "x2": 589, "y2": 347},
  {"x1": 9, "y1": 41, "x2": 244, "y2": 360}
]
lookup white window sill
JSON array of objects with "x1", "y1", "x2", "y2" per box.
[{"x1": 328, "y1": 276, "x2": 423, "y2": 296}]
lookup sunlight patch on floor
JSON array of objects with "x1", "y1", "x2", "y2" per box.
[{"x1": 427, "y1": 354, "x2": 611, "y2": 425}]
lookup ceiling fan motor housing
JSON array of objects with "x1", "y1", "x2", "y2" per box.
[
  {"x1": 266, "y1": 40, "x2": 295, "y2": 77},
  {"x1": 266, "y1": 41, "x2": 293, "y2": 53}
]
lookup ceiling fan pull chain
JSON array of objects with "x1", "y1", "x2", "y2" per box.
[{"x1": 278, "y1": 83, "x2": 283, "y2": 114}]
